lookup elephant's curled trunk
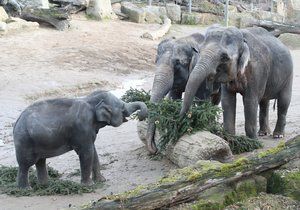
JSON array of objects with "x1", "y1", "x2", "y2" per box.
[{"x1": 124, "y1": 102, "x2": 148, "y2": 121}]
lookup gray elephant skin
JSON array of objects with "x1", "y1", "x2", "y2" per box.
[
  {"x1": 13, "y1": 90, "x2": 148, "y2": 188},
  {"x1": 181, "y1": 26, "x2": 293, "y2": 139},
  {"x1": 145, "y1": 33, "x2": 221, "y2": 154}
]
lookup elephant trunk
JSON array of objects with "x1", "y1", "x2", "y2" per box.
[
  {"x1": 180, "y1": 48, "x2": 222, "y2": 116},
  {"x1": 124, "y1": 102, "x2": 148, "y2": 120},
  {"x1": 146, "y1": 56, "x2": 174, "y2": 154}
]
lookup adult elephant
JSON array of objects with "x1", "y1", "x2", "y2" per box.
[
  {"x1": 180, "y1": 26, "x2": 293, "y2": 139},
  {"x1": 13, "y1": 91, "x2": 147, "y2": 188},
  {"x1": 145, "y1": 33, "x2": 221, "y2": 154}
]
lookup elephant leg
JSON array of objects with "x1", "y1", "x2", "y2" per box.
[
  {"x1": 221, "y1": 87, "x2": 236, "y2": 135},
  {"x1": 36, "y1": 158, "x2": 48, "y2": 185},
  {"x1": 15, "y1": 144, "x2": 36, "y2": 188},
  {"x1": 92, "y1": 146, "x2": 106, "y2": 183},
  {"x1": 17, "y1": 164, "x2": 31, "y2": 189},
  {"x1": 273, "y1": 87, "x2": 292, "y2": 138},
  {"x1": 243, "y1": 97, "x2": 259, "y2": 139},
  {"x1": 168, "y1": 89, "x2": 182, "y2": 100},
  {"x1": 258, "y1": 100, "x2": 270, "y2": 136},
  {"x1": 76, "y1": 145, "x2": 94, "y2": 186}
]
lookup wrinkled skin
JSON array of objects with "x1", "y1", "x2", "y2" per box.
[
  {"x1": 13, "y1": 91, "x2": 148, "y2": 188},
  {"x1": 146, "y1": 33, "x2": 221, "y2": 154},
  {"x1": 181, "y1": 25, "x2": 293, "y2": 139}
]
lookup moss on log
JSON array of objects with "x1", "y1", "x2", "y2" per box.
[{"x1": 83, "y1": 135, "x2": 300, "y2": 210}]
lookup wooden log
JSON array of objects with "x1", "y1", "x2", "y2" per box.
[
  {"x1": 245, "y1": 20, "x2": 300, "y2": 37},
  {"x1": 141, "y1": 17, "x2": 171, "y2": 40},
  {"x1": 83, "y1": 135, "x2": 300, "y2": 210},
  {"x1": 20, "y1": 7, "x2": 70, "y2": 31}
]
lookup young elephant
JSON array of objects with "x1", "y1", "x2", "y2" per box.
[{"x1": 13, "y1": 90, "x2": 148, "y2": 188}]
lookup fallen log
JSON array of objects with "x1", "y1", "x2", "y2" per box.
[
  {"x1": 245, "y1": 20, "x2": 300, "y2": 37},
  {"x1": 84, "y1": 135, "x2": 300, "y2": 210},
  {"x1": 141, "y1": 17, "x2": 171, "y2": 40},
  {"x1": 20, "y1": 7, "x2": 70, "y2": 31}
]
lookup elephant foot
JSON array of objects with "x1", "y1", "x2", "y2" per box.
[
  {"x1": 273, "y1": 133, "x2": 284, "y2": 139},
  {"x1": 258, "y1": 130, "x2": 269, "y2": 136},
  {"x1": 18, "y1": 185, "x2": 32, "y2": 190},
  {"x1": 81, "y1": 179, "x2": 94, "y2": 187},
  {"x1": 93, "y1": 174, "x2": 106, "y2": 183}
]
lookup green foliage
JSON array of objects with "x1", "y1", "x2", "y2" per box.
[
  {"x1": 267, "y1": 172, "x2": 285, "y2": 194},
  {"x1": 0, "y1": 166, "x2": 95, "y2": 196},
  {"x1": 121, "y1": 88, "x2": 150, "y2": 104},
  {"x1": 149, "y1": 99, "x2": 221, "y2": 151},
  {"x1": 122, "y1": 89, "x2": 262, "y2": 154},
  {"x1": 192, "y1": 200, "x2": 224, "y2": 210},
  {"x1": 267, "y1": 170, "x2": 300, "y2": 201},
  {"x1": 224, "y1": 180, "x2": 259, "y2": 206}
]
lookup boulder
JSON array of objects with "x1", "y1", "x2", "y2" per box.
[
  {"x1": 0, "y1": 21, "x2": 7, "y2": 34},
  {"x1": 121, "y1": 1, "x2": 145, "y2": 23},
  {"x1": 6, "y1": 17, "x2": 39, "y2": 32},
  {"x1": 137, "y1": 121, "x2": 233, "y2": 167},
  {"x1": 0, "y1": 6, "x2": 8, "y2": 22},
  {"x1": 19, "y1": 0, "x2": 49, "y2": 9},
  {"x1": 86, "y1": 0, "x2": 117, "y2": 20},
  {"x1": 181, "y1": 12, "x2": 222, "y2": 25},
  {"x1": 144, "y1": 6, "x2": 166, "y2": 24},
  {"x1": 166, "y1": 3, "x2": 181, "y2": 23}
]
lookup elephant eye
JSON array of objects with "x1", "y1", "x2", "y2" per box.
[{"x1": 220, "y1": 53, "x2": 230, "y2": 63}]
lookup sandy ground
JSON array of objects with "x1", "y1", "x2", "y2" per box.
[{"x1": 0, "y1": 15, "x2": 299, "y2": 210}]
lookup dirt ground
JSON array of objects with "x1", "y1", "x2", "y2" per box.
[{"x1": 0, "y1": 15, "x2": 299, "y2": 210}]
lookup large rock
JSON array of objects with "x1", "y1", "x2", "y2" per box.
[
  {"x1": 121, "y1": 1, "x2": 145, "y2": 23},
  {"x1": 19, "y1": 0, "x2": 49, "y2": 9},
  {"x1": 86, "y1": 0, "x2": 117, "y2": 20},
  {"x1": 166, "y1": 131, "x2": 233, "y2": 167},
  {"x1": 6, "y1": 17, "x2": 39, "y2": 32},
  {"x1": 137, "y1": 121, "x2": 233, "y2": 167},
  {"x1": 0, "y1": 6, "x2": 8, "y2": 22},
  {"x1": 0, "y1": 21, "x2": 7, "y2": 34},
  {"x1": 166, "y1": 3, "x2": 181, "y2": 23},
  {"x1": 144, "y1": 6, "x2": 166, "y2": 24},
  {"x1": 181, "y1": 12, "x2": 222, "y2": 25}
]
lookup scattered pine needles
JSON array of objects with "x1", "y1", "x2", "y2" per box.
[{"x1": 0, "y1": 166, "x2": 95, "y2": 196}]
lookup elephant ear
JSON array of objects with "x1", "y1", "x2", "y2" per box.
[
  {"x1": 237, "y1": 40, "x2": 250, "y2": 75},
  {"x1": 95, "y1": 100, "x2": 112, "y2": 124}
]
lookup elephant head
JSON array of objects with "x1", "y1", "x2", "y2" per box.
[
  {"x1": 87, "y1": 91, "x2": 148, "y2": 128},
  {"x1": 180, "y1": 26, "x2": 250, "y2": 116},
  {"x1": 146, "y1": 33, "x2": 204, "y2": 154}
]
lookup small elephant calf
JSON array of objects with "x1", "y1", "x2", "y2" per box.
[{"x1": 13, "y1": 90, "x2": 148, "y2": 188}]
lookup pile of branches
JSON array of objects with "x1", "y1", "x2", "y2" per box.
[{"x1": 122, "y1": 88, "x2": 262, "y2": 154}]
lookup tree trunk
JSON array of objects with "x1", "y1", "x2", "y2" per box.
[
  {"x1": 84, "y1": 135, "x2": 300, "y2": 210},
  {"x1": 141, "y1": 17, "x2": 171, "y2": 40},
  {"x1": 245, "y1": 19, "x2": 300, "y2": 37},
  {"x1": 20, "y1": 7, "x2": 70, "y2": 30},
  {"x1": 86, "y1": 0, "x2": 116, "y2": 20}
]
